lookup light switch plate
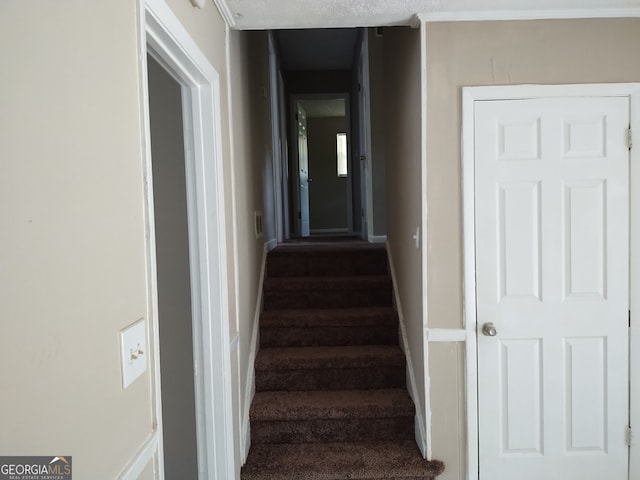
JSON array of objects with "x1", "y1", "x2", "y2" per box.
[
  {"x1": 120, "y1": 319, "x2": 147, "y2": 389},
  {"x1": 413, "y1": 226, "x2": 420, "y2": 250}
]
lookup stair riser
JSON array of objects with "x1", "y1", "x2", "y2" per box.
[
  {"x1": 263, "y1": 289, "x2": 392, "y2": 310},
  {"x1": 251, "y1": 417, "x2": 414, "y2": 444},
  {"x1": 255, "y1": 366, "x2": 405, "y2": 391},
  {"x1": 241, "y1": 441, "x2": 445, "y2": 480},
  {"x1": 260, "y1": 326, "x2": 399, "y2": 347},
  {"x1": 267, "y1": 253, "x2": 388, "y2": 277}
]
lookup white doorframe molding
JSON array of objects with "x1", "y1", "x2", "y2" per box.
[
  {"x1": 290, "y1": 92, "x2": 353, "y2": 236},
  {"x1": 628, "y1": 87, "x2": 640, "y2": 480},
  {"x1": 462, "y1": 83, "x2": 640, "y2": 480},
  {"x1": 268, "y1": 32, "x2": 284, "y2": 245},
  {"x1": 419, "y1": 18, "x2": 431, "y2": 460},
  {"x1": 139, "y1": 1, "x2": 235, "y2": 478}
]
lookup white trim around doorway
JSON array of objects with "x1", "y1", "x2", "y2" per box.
[
  {"x1": 137, "y1": 1, "x2": 235, "y2": 478},
  {"x1": 290, "y1": 93, "x2": 354, "y2": 237},
  {"x1": 462, "y1": 83, "x2": 640, "y2": 480}
]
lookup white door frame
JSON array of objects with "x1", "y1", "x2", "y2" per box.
[
  {"x1": 268, "y1": 32, "x2": 287, "y2": 245},
  {"x1": 462, "y1": 83, "x2": 640, "y2": 480},
  {"x1": 138, "y1": 1, "x2": 235, "y2": 478},
  {"x1": 290, "y1": 93, "x2": 354, "y2": 236}
]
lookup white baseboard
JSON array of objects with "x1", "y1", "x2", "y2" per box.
[
  {"x1": 115, "y1": 431, "x2": 159, "y2": 480},
  {"x1": 368, "y1": 234, "x2": 388, "y2": 244},
  {"x1": 265, "y1": 238, "x2": 278, "y2": 251},
  {"x1": 385, "y1": 244, "x2": 428, "y2": 457},
  {"x1": 242, "y1": 420, "x2": 252, "y2": 466},
  {"x1": 414, "y1": 415, "x2": 427, "y2": 458},
  {"x1": 240, "y1": 245, "x2": 268, "y2": 464}
]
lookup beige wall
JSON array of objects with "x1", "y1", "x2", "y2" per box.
[
  {"x1": 308, "y1": 116, "x2": 349, "y2": 231},
  {"x1": 426, "y1": 18, "x2": 640, "y2": 480},
  {"x1": 228, "y1": 28, "x2": 274, "y2": 462},
  {"x1": 383, "y1": 26, "x2": 426, "y2": 426},
  {"x1": 0, "y1": 1, "x2": 151, "y2": 477},
  {"x1": 165, "y1": 0, "x2": 229, "y2": 77},
  {"x1": 147, "y1": 56, "x2": 198, "y2": 479},
  {"x1": 429, "y1": 343, "x2": 466, "y2": 480},
  {"x1": 0, "y1": 0, "x2": 236, "y2": 478}
]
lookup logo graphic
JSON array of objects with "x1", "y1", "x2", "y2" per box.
[
  {"x1": 0, "y1": 456, "x2": 72, "y2": 480},
  {"x1": 50, "y1": 457, "x2": 70, "y2": 468}
]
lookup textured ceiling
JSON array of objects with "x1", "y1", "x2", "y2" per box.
[{"x1": 220, "y1": 0, "x2": 640, "y2": 29}]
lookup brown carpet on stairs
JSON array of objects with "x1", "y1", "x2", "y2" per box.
[{"x1": 241, "y1": 240, "x2": 445, "y2": 480}]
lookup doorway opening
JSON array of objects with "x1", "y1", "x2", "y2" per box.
[
  {"x1": 291, "y1": 94, "x2": 353, "y2": 237},
  {"x1": 141, "y1": 2, "x2": 235, "y2": 478},
  {"x1": 147, "y1": 54, "x2": 198, "y2": 479}
]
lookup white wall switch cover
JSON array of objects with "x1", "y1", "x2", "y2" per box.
[{"x1": 120, "y1": 319, "x2": 147, "y2": 389}]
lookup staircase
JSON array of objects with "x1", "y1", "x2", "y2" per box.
[{"x1": 241, "y1": 241, "x2": 444, "y2": 480}]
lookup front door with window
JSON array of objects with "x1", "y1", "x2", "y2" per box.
[{"x1": 474, "y1": 95, "x2": 630, "y2": 479}]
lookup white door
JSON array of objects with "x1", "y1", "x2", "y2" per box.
[
  {"x1": 475, "y1": 96, "x2": 630, "y2": 480},
  {"x1": 297, "y1": 102, "x2": 310, "y2": 237}
]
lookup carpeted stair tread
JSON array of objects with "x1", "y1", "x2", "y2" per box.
[
  {"x1": 260, "y1": 307, "x2": 398, "y2": 328},
  {"x1": 241, "y1": 441, "x2": 445, "y2": 480},
  {"x1": 267, "y1": 247, "x2": 389, "y2": 277},
  {"x1": 263, "y1": 275, "x2": 392, "y2": 291},
  {"x1": 255, "y1": 345, "x2": 405, "y2": 371},
  {"x1": 249, "y1": 389, "x2": 415, "y2": 444},
  {"x1": 260, "y1": 308, "x2": 399, "y2": 347},
  {"x1": 263, "y1": 276, "x2": 393, "y2": 310},
  {"x1": 250, "y1": 389, "x2": 413, "y2": 422}
]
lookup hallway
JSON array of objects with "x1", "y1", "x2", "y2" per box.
[{"x1": 5, "y1": 2, "x2": 636, "y2": 479}]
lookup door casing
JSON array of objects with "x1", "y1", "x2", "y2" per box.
[
  {"x1": 131, "y1": 1, "x2": 236, "y2": 478},
  {"x1": 462, "y1": 83, "x2": 640, "y2": 480},
  {"x1": 290, "y1": 93, "x2": 353, "y2": 237},
  {"x1": 268, "y1": 32, "x2": 288, "y2": 244}
]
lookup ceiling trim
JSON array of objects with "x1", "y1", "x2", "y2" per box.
[
  {"x1": 212, "y1": 0, "x2": 236, "y2": 27},
  {"x1": 418, "y1": 8, "x2": 640, "y2": 22}
]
